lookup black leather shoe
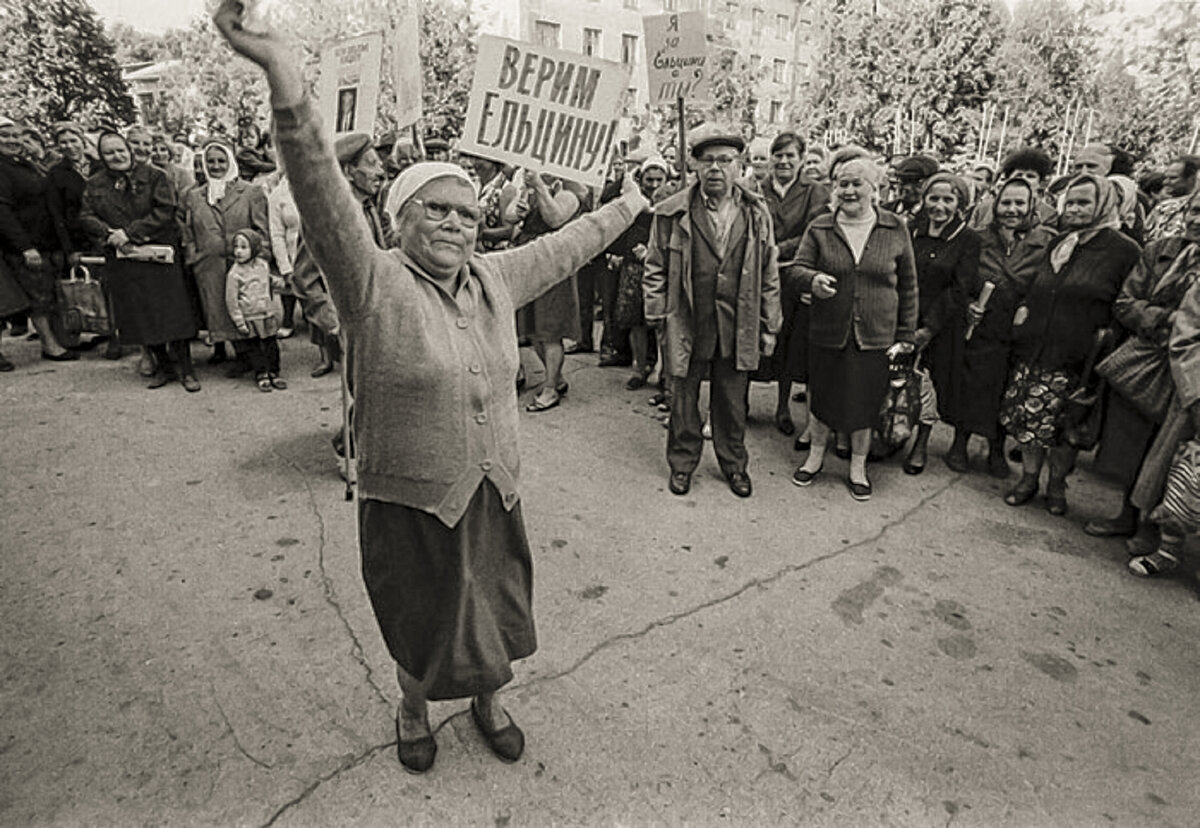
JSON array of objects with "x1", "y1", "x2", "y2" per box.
[
  {"x1": 395, "y1": 711, "x2": 437, "y2": 774},
  {"x1": 0, "y1": 353, "x2": 13, "y2": 372},
  {"x1": 1083, "y1": 516, "x2": 1136, "y2": 537},
  {"x1": 41, "y1": 350, "x2": 79, "y2": 362},
  {"x1": 775, "y1": 413, "x2": 796, "y2": 436},
  {"x1": 944, "y1": 446, "x2": 969, "y2": 473},
  {"x1": 727, "y1": 471, "x2": 752, "y2": 498},
  {"x1": 835, "y1": 444, "x2": 851, "y2": 460},
  {"x1": 793, "y1": 436, "x2": 811, "y2": 452},
  {"x1": 669, "y1": 471, "x2": 691, "y2": 495},
  {"x1": 470, "y1": 699, "x2": 524, "y2": 763}
]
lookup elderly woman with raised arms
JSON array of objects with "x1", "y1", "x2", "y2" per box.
[{"x1": 213, "y1": 1, "x2": 649, "y2": 774}]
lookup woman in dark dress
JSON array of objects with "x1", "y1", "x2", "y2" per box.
[
  {"x1": 79, "y1": 131, "x2": 199, "y2": 391},
  {"x1": 904, "y1": 172, "x2": 982, "y2": 474},
  {"x1": 957, "y1": 178, "x2": 1054, "y2": 477},
  {"x1": 789, "y1": 156, "x2": 919, "y2": 501},
  {"x1": 1000, "y1": 173, "x2": 1141, "y2": 514},
  {"x1": 611, "y1": 156, "x2": 668, "y2": 389}
]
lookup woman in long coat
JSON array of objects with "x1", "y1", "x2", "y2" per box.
[
  {"x1": 957, "y1": 178, "x2": 1055, "y2": 477},
  {"x1": 79, "y1": 131, "x2": 199, "y2": 390},
  {"x1": 905, "y1": 172, "x2": 981, "y2": 474},
  {"x1": 181, "y1": 142, "x2": 269, "y2": 361},
  {"x1": 1000, "y1": 174, "x2": 1141, "y2": 515},
  {"x1": 1096, "y1": 188, "x2": 1200, "y2": 552}
]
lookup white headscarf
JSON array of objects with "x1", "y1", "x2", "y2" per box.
[
  {"x1": 383, "y1": 161, "x2": 477, "y2": 228},
  {"x1": 201, "y1": 142, "x2": 239, "y2": 207}
]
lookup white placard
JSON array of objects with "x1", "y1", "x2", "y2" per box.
[
  {"x1": 642, "y1": 12, "x2": 712, "y2": 104},
  {"x1": 318, "y1": 32, "x2": 384, "y2": 136},
  {"x1": 458, "y1": 35, "x2": 631, "y2": 188},
  {"x1": 391, "y1": 0, "x2": 423, "y2": 129}
]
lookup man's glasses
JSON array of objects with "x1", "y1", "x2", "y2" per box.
[
  {"x1": 697, "y1": 155, "x2": 738, "y2": 169},
  {"x1": 411, "y1": 198, "x2": 483, "y2": 227}
]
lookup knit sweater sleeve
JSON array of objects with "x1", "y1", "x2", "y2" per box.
[
  {"x1": 894, "y1": 228, "x2": 919, "y2": 343},
  {"x1": 271, "y1": 97, "x2": 379, "y2": 320},
  {"x1": 485, "y1": 191, "x2": 643, "y2": 309},
  {"x1": 225, "y1": 265, "x2": 245, "y2": 329}
]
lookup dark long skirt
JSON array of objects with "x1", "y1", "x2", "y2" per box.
[
  {"x1": 808, "y1": 341, "x2": 889, "y2": 432},
  {"x1": 359, "y1": 480, "x2": 537, "y2": 701},
  {"x1": 518, "y1": 275, "x2": 581, "y2": 343},
  {"x1": 925, "y1": 317, "x2": 970, "y2": 427},
  {"x1": 1094, "y1": 390, "x2": 1158, "y2": 488},
  {"x1": 752, "y1": 278, "x2": 809, "y2": 383},
  {"x1": 958, "y1": 335, "x2": 1011, "y2": 440},
  {"x1": 105, "y1": 257, "x2": 197, "y2": 346}
]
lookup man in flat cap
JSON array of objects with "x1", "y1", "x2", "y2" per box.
[
  {"x1": 644, "y1": 129, "x2": 782, "y2": 498},
  {"x1": 885, "y1": 154, "x2": 939, "y2": 221}
]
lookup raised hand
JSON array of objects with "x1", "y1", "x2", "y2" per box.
[{"x1": 213, "y1": 0, "x2": 304, "y2": 107}]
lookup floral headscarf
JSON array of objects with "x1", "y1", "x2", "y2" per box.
[
  {"x1": 1050, "y1": 173, "x2": 1122, "y2": 273},
  {"x1": 201, "y1": 141, "x2": 240, "y2": 207}
]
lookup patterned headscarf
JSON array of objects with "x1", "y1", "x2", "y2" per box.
[{"x1": 1050, "y1": 173, "x2": 1122, "y2": 273}]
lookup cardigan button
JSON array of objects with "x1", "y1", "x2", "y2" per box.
[
  {"x1": 475, "y1": 412, "x2": 488, "y2": 424},
  {"x1": 469, "y1": 363, "x2": 482, "y2": 374},
  {"x1": 481, "y1": 460, "x2": 493, "y2": 472},
  {"x1": 504, "y1": 492, "x2": 516, "y2": 506},
  {"x1": 456, "y1": 317, "x2": 469, "y2": 329}
]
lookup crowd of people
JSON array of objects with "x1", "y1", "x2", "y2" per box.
[
  {"x1": 4, "y1": 0, "x2": 1199, "y2": 775},
  {"x1": 4, "y1": 93, "x2": 1200, "y2": 568}
]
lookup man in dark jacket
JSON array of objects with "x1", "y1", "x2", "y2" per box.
[
  {"x1": 0, "y1": 117, "x2": 77, "y2": 369},
  {"x1": 644, "y1": 130, "x2": 782, "y2": 498}
]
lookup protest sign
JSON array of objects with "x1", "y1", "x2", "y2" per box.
[
  {"x1": 642, "y1": 12, "x2": 712, "y2": 104},
  {"x1": 317, "y1": 31, "x2": 384, "y2": 136},
  {"x1": 459, "y1": 35, "x2": 631, "y2": 188},
  {"x1": 391, "y1": 0, "x2": 423, "y2": 128}
]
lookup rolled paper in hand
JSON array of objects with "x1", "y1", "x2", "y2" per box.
[{"x1": 965, "y1": 280, "x2": 996, "y2": 341}]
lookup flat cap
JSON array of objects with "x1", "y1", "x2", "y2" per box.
[
  {"x1": 894, "y1": 155, "x2": 939, "y2": 180},
  {"x1": 335, "y1": 132, "x2": 374, "y2": 165}
]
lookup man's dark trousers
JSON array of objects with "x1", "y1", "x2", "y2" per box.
[{"x1": 667, "y1": 356, "x2": 750, "y2": 477}]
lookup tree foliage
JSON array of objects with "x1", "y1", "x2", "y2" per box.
[
  {"x1": 110, "y1": 0, "x2": 477, "y2": 140},
  {"x1": 0, "y1": 0, "x2": 135, "y2": 128}
]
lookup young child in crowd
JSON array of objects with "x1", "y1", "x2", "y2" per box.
[{"x1": 224, "y1": 228, "x2": 287, "y2": 392}]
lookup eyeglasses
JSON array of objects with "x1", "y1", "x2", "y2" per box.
[
  {"x1": 411, "y1": 198, "x2": 483, "y2": 227},
  {"x1": 697, "y1": 155, "x2": 738, "y2": 169}
]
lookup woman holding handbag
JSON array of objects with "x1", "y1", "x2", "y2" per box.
[
  {"x1": 999, "y1": 174, "x2": 1141, "y2": 515},
  {"x1": 1087, "y1": 188, "x2": 1200, "y2": 543}
]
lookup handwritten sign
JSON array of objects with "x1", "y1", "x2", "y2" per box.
[
  {"x1": 391, "y1": 0, "x2": 423, "y2": 129},
  {"x1": 642, "y1": 12, "x2": 711, "y2": 104},
  {"x1": 317, "y1": 32, "x2": 384, "y2": 137},
  {"x1": 459, "y1": 35, "x2": 631, "y2": 188}
]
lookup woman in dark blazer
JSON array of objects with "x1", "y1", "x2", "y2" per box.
[
  {"x1": 1000, "y1": 173, "x2": 1141, "y2": 514},
  {"x1": 787, "y1": 154, "x2": 919, "y2": 501}
]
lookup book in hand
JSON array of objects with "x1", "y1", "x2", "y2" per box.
[{"x1": 115, "y1": 245, "x2": 175, "y2": 264}]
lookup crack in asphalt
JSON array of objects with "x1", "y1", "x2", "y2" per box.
[
  {"x1": 261, "y1": 742, "x2": 393, "y2": 827},
  {"x1": 213, "y1": 691, "x2": 275, "y2": 770},
  {"x1": 259, "y1": 475, "x2": 956, "y2": 822},
  {"x1": 517, "y1": 477, "x2": 959, "y2": 691},
  {"x1": 270, "y1": 448, "x2": 391, "y2": 707}
]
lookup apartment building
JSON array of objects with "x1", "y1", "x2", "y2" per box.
[{"x1": 479, "y1": 0, "x2": 811, "y2": 127}]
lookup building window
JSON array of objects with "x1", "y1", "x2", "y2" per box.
[
  {"x1": 583, "y1": 27, "x2": 601, "y2": 56},
  {"x1": 623, "y1": 0, "x2": 638, "y2": 9},
  {"x1": 775, "y1": 12, "x2": 790, "y2": 39},
  {"x1": 621, "y1": 33, "x2": 638, "y2": 65},
  {"x1": 725, "y1": 2, "x2": 737, "y2": 29},
  {"x1": 663, "y1": 0, "x2": 678, "y2": 9},
  {"x1": 535, "y1": 20, "x2": 561, "y2": 48},
  {"x1": 769, "y1": 100, "x2": 782, "y2": 123},
  {"x1": 752, "y1": 8, "x2": 763, "y2": 36},
  {"x1": 772, "y1": 58, "x2": 786, "y2": 84}
]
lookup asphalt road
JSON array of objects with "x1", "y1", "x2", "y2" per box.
[{"x1": 2, "y1": 331, "x2": 1199, "y2": 827}]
